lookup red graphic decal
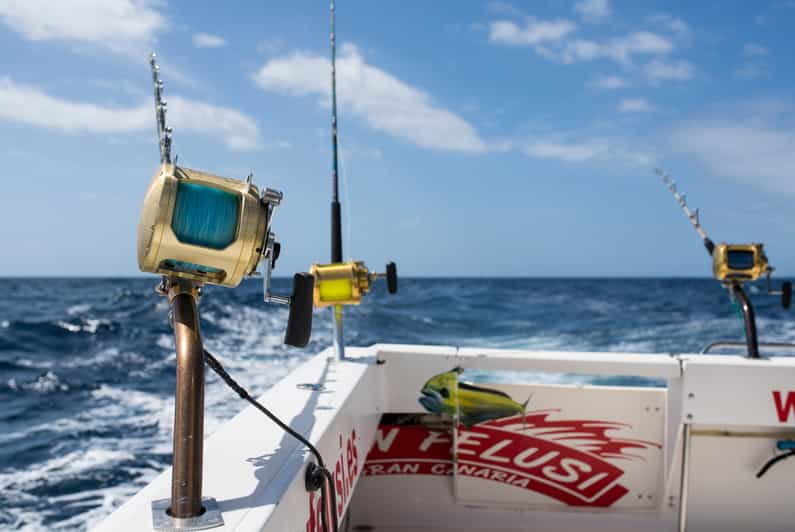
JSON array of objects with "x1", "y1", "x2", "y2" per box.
[
  {"x1": 772, "y1": 391, "x2": 795, "y2": 423},
  {"x1": 306, "y1": 428, "x2": 359, "y2": 532},
  {"x1": 486, "y1": 410, "x2": 660, "y2": 461},
  {"x1": 364, "y1": 411, "x2": 660, "y2": 508}
]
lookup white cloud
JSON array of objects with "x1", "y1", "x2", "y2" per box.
[
  {"x1": 523, "y1": 140, "x2": 607, "y2": 162},
  {"x1": 618, "y1": 98, "x2": 654, "y2": 113},
  {"x1": 743, "y1": 42, "x2": 769, "y2": 57},
  {"x1": 489, "y1": 18, "x2": 576, "y2": 46},
  {"x1": 526, "y1": 31, "x2": 673, "y2": 66},
  {"x1": 574, "y1": 0, "x2": 610, "y2": 23},
  {"x1": 672, "y1": 118, "x2": 795, "y2": 195},
  {"x1": 0, "y1": 0, "x2": 166, "y2": 54},
  {"x1": 522, "y1": 138, "x2": 653, "y2": 166},
  {"x1": 588, "y1": 75, "x2": 628, "y2": 90},
  {"x1": 253, "y1": 43, "x2": 488, "y2": 153},
  {"x1": 0, "y1": 77, "x2": 262, "y2": 150},
  {"x1": 192, "y1": 32, "x2": 226, "y2": 49},
  {"x1": 588, "y1": 32, "x2": 673, "y2": 64},
  {"x1": 0, "y1": 77, "x2": 150, "y2": 132},
  {"x1": 169, "y1": 97, "x2": 261, "y2": 150},
  {"x1": 644, "y1": 59, "x2": 695, "y2": 83}
]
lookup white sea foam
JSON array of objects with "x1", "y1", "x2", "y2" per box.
[
  {"x1": 25, "y1": 371, "x2": 69, "y2": 393},
  {"x1": 156, "y1": 334, "x2": 174, "y2": 350},
  {"x1": 0, "y1": 448, "x2": 134, "y2": 493},
  {"x1": 56, "y1": 320, "x2": 82, "y2": 333},
  {"x1": 67, "y1": 303, "x2": 92, "y2": 316},
  {"x1": 55, "y1": 318, "x2": 111, "y2": 334},
  {"x1": 15, "y1": 357, "x2": 55, "y2": 369}
]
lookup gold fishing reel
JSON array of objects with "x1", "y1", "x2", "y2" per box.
[
  {"x1": 712, "y1": 243, "x2": 769, "y2": 283},
  {"x1": 136, "y1": 163, "x2": 314, "y2": 346},
  {"x1": 309, "y1": 261, "x2": 397, "y2": 307},
  {"x1": 137, "y1": 163, "x2": 270, "y2": 287},
  {"x1": 711, "y1": 242, "x2": 791, "y2": 308},
  {"x1": 137, "y1": 55, "x2": 315, "y2": 347}
]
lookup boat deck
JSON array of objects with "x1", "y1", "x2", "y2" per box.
[{"x1": 95, "y1": 344, "x2": 795, "y2": 532}]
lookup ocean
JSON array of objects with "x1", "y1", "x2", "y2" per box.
[{"x1": 1, "y1": 277, "x2": 794, "y2": 530}]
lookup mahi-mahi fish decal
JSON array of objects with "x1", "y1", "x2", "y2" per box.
[{"x1": 418, "y1": 367, "x2": 530, "y2": 426}]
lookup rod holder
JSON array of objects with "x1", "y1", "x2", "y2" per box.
[
  {"x1": 151, "y1": 278, "x2": 223, "y2": 531},
  {"x1": 730, "y1": 282, "x2": 759, "y2": 358}
]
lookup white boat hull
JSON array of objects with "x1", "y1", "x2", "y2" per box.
[{"x1": 95, "y1": 344, "x2": 795, "y2": 531}]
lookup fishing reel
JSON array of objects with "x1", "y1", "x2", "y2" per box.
[
  {"x1": 137, "y1": 164, "x2": 314, "y2": 346},
  {"x1": 138, "y1": 54, "x2": 314, "y2": 347},
  {"x1": 711, "y1": 243, "x2": 791, "y2": 309},
  {"x1": 309, "y1": 261, "x2": 397, "y2": 307},
  {"x1": 655, "y1": 169, "x2": 791, "y2": 310}
]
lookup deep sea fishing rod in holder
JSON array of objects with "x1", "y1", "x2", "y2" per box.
[
  {"x1": 656, "y1": 168, "x2": 792, "y2": 358},
  {"x1": 139, "y1": 54, "x2": 315, "y2": 531},
  {"x1": 314, "y1": 0, "x2": 398, "y2": 360}
]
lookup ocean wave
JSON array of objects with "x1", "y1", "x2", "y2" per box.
[
  {"x1": 67, "y1": 304, "x2": 92, "y2": 316},
  {"x1": 55, "y1": 318, "x2": 115, "y2": 335},
  {"x1": 4, "y1": 371, "x2": 70, "y2": 394}
]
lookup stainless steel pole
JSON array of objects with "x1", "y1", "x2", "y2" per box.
[
  {"x1": 678, "y1": 423, "x2": 691, "y2": 532},
  {"x1": 333, "y1": 305, "x2": 345, "y2": 360}
]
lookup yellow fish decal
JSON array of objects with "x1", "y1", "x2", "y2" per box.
[{"x1": 418, "y1": 367, "x2": 530, "y2": 426}]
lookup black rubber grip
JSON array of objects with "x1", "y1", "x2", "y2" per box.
[
  {"x1": 331, "y1": 201, "x2": 342, "y2": 263},
  {"x1": 284, "y1": 273, "x2": 314, "y2": 347},
  {"x1": 386, "y1": 262, "x2": 398, "y2": 294},
  {"x1": 704, "y1": 238, "x2": 715, "y2": 256}
]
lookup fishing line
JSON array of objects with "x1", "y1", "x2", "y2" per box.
[{"x1": 203, "y1": 349, "x2": 339, "y2": 532}]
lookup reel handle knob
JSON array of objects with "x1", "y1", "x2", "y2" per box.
[
  {"x1": 386, "y1": 261, "x2": 398, "y2": 294},
  {"x1": 284, "y1": 273, "x2": 314, "y2": 347},
  {"x1": 783, "y1": 281, "x2": 792, "y2": 309}
]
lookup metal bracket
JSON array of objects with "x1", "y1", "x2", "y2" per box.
[
  {"x1": 258, "y1": 188, "x2": 291, "y2": 305},
  {"x1": 151, "y1": 497, "x2": 223, "y2": 531}
]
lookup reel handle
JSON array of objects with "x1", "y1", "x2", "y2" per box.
[
  {"x1": 284, "y1": 273, "x2": 314, "y2": 347},
  {"x1": 386, "y1": 261, "x2": 398, "y2": 294},
  {"x1": 765, "y1": 270, "x2": 792, "y2": 310}
]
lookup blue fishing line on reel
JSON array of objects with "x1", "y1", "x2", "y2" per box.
[{"x1": 172, "y1": 182, "x2": 239, "y2": 249}]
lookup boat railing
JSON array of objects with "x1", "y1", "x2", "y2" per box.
[{"x1": 700, "y1": 341, "x2": 795, "y2": 355}]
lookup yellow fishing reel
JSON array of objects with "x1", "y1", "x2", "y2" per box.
[
  {"x1": 656, "y1": 168, "x2": 791, "y2": 310},
  {"x1": 710, "y1": 243, "x2": 790, "y2": 308},
  {"x1": 309, "y1": 261, "x2": 397, "y2": 307},
  {"x1": 712, "y1": 243, "x2": 769, "y2": 283}
]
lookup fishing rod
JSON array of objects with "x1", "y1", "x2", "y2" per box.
[
  {"x1": 140, "y1": 54, "x2": 315, "y2": 530},
  {"x1": 310, "y1": 0, "x2": 398, "y2": 360},
  {"x1": 655, "y1": 168, "x2": 791, "y2": 358}
]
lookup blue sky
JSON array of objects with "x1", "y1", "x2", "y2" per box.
[{"x1": 1, "y1": 0, "x2": 794, "y2": 277}]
